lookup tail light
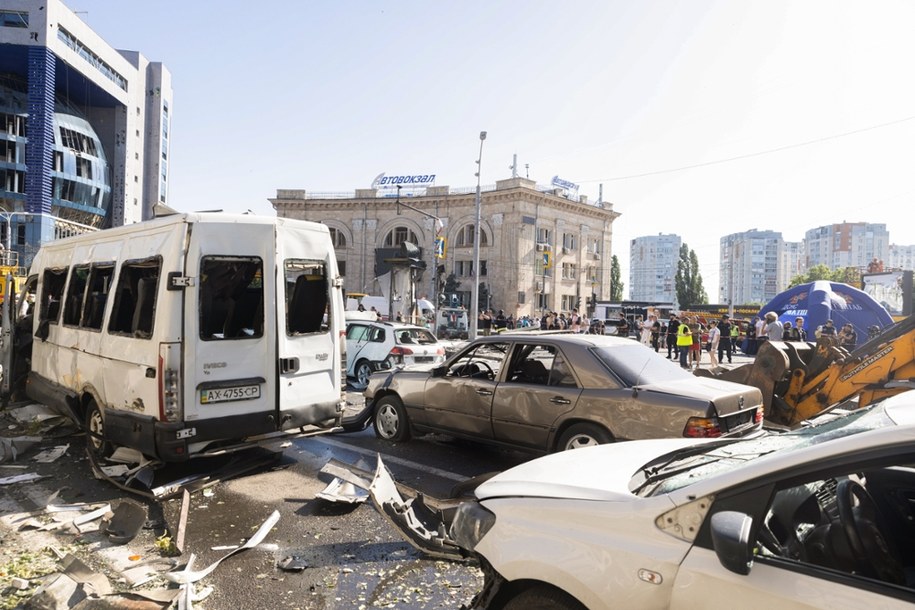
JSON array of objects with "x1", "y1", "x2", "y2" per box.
[
  {"x1": 158, "y1": 342, "x2": 182, "y2": 422},
  {"x1": 683, "y1": 416, "x2": 722, "y2": 438},
  {"x1": 388, "y1": 346, "x2": 413, "y2": 364},
  {"x1": 754, "y1": 407, "x2": 764, "y2": 425}
]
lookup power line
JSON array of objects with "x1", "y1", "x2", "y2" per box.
[{"x1": 577, "y1": 115, "x2": 915, "y2": 184}]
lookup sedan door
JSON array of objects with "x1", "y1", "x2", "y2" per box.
[
  {"x1": 421, "y1": 342, "x2": 508, "y2": 439},
  {"x1": 491, "y1": 343, "x2": 581, "y2": 450}
]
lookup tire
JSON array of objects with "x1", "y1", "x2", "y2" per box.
[
  {"x1": 85, "y1": 399, "x2": 114, "y2": 459},
  {"x1": 354, "y1": 360, "x2": 373, "y2": 390},
  {"x1": 373, "y1": 395, "x2": 411, "y2": 442},
  {"x1": 557, "y1": 423, "x2": 613, "y2": 451},
  {"x1": 503, "y1": 586, "x2": 586, "y2": 610}
]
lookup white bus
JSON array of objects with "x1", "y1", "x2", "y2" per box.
[{"x1": 1, "y1": 213, "x2": 346, "y2": 462}]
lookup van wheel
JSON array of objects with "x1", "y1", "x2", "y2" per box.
[
  {"x1": 557, "y1": 423, "x2": 613, "y2": 451},
  {"x1": 85, "y1": 399, "x2": 114, "y2": 459},
  {"x1": 503, "y1": 585, "x2": 586, "y2": 610},
  {"x1": 373, "y1": 395, "x2": 411, "y2": 442},
  {"x1": 354, "y1": 360, "x2": 373, "y2": 390}
]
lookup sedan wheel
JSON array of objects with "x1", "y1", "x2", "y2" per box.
[
  {"x1": 354, "y1": 360, "x2": 373, "y2": 390},
  {"x1": 373, "y1": 395, "x2": 411, "y2": 442},
  {"x1": 557, "y1": 423, "x2": 613, "y2": 451}
]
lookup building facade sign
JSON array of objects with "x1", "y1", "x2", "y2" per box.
[{"x1": 371, "y1": 173, "x2": 436, "y2": 189}]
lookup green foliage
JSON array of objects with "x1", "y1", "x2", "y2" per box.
[
  {"x1": 675, "y1": 244, "x2": 708, "y2": 308},
  {"x1": 788, "y1": 265, "x2": 862, "y2": 288},
  {"x1": 610, "y1": 255, "x2": 624, "y2": 301}
]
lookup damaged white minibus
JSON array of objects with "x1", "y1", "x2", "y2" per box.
[{"x1": 1, "y1": 213, "x2": 346, "y2": 461}]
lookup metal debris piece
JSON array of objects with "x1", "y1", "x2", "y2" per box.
[
  {"x1": 165, "y1": 510, "x2": 280, "y2": 584},
  {"x1": 176, "y1": 489, "x2": 190, "y2": 553},
  {"x1": 316, "y1": 477, "x2": 369, "y2": 504},
  {"x1": 277, "y1": 555, "x2": 309, "y2": 572},
  {"x1": 0, "y1": 435, "x2": 41, "y2": 463},
  {"x1": 0, "y1": 471, "x2": 44, "y2": 485},
  {"x1": 99, "y1": 464, "x2": 130, "y2": 478},
  {"x1": 60, "y1": 553, "x2": 113, "y2": 595},
  {"x1": 72, "y1": 503, "x2": 112, "y2": 533},
  {"x1": 32, "y1": 444, "x2": 69, "y2": 463},
  {"x1": 103, "y1": 501, "x2": 147, "y2": 544},
  {"x1": 108, "y1": 446, "x2": 147, "y2": 464},
  {"x1": 9, "y1": 402, "x2": 63, "y2": 423}
]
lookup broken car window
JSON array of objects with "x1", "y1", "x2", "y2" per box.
[
  {"x1": 39, "y1": 267, "x2": 67, "y2": 325},
  {"x1": 285, "y1": 260, "x2": 328, "y2": 335},
  {"x1": 108, "y1": 257, "x2": 161, "y2": 338}
]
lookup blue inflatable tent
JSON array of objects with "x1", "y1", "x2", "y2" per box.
[{"x1": 757, "y1": 281, "x2": 894, "y2": 349}]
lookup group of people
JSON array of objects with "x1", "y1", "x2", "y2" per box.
[{"x1": 664, "y1": 313, "x2": 737, "y2": 371}]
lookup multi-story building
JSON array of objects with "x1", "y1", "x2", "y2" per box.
[
  {"x1": 887, "y1": 244, "x2": 915, "y2": 271},
  {"x1": 804, "y1": 222, "x2": 889, "y2": 271},
  {"x1": 779, "y1": 240, "x2": 805, "y2": 291},
  {"x1": 270, "y1": 176, "x2": 619, "y2": 320},
  {"x1": 719, "y1": 229, "x2": 782, "y2": 306},
  {"x1": 628, "y1": 233, "x2": 680, "y2": 305},
  {"x1": 0, "y1": 0, "x2": 171, "y2": 265}
]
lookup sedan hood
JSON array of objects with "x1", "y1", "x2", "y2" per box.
[{"x1": 475, "y1": 438, "x2": 709, "y2": 502}]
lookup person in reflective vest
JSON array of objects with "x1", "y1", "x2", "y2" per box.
[{"x1": 676, "y1": 320, "x2": 692, "y2": 369}]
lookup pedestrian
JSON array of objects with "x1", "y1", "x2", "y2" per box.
[
  {"x1": 570, "y1": 308, "x2": 581, "y2": 333},
  {"x1": 795, "y1": 317, "x2": 808, "y2": 342},
  {"x1": 617, "y1": 313, "x2": 630, "y2": 338},
  {"x1": 357, "y1": 303, "x2": 365, "y2": 312},
  {"x1": 707, "y1": 320, "x2": 720, "y2": 369},
  {"x1": 480, "y1": 310, "x2": 492, "y2": 336},
  {"x1": 820, "y1": 319, "x2": 837, "y2": 337},
  {"x1": 718, "y1": 314, "x2": 733, "y2": 364},
  {"x1": 494, "y1": 309, "x2": 507, "y2": 332},
  {"x1": 730, "y1": 321, "x2": 740, "y2": 353},
  {"x1": 764, "y1": 312, "x2": 783, "y2": 345},
  {"x1": 650, "y1": 315, "x2": 661, "y2": 352},
  {"x1": 666, "y1": 314, "x2": 680, "y2": 359},
  {"x1": 637, "y1": 315, "x2": 650, "y2": 345},
  {"x1": 782, "y1": 321, "x2": 800, "y2": 341},
  {"x1": 689, "y1": 317, "x2": 703, "y2": 369},
  {"x1": 745, "y1": 318, "x2": 758, "y2": 355},
  {"x1": 839, "y1": 323, "x2": 858, "y2": 349},
  {"x1": 676, "y1": 318, "x2": 692, "y2": 369}
]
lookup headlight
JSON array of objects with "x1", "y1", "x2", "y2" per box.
[{"x1": 449, "y1": 502, "x2": 496, "y2": 551}]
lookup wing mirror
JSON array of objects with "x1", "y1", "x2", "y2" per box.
[{"x1": 710, "y1": 511, "x2": 754, "y2": 575}]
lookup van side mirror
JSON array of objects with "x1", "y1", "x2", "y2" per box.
[{"x1": 710, "y1": 511, "x2": 754, "y2": 575}]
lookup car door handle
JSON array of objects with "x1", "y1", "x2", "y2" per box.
[
  {"x1": 476, "y1": 388, "x2": 493, "y2": 396},
  {"x1": 550, "y1": 396, "x2": 571, "y2": 405}
]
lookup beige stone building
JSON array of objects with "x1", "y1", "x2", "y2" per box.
[{"x1": 270, "y1": 177, "x2": 619, "y2": 320}]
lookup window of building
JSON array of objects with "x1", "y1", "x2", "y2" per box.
[
  {"x1": 454, "y1": 260, "x2": 487, "y2": 277},
  {"x1": 561, "y1": 294, "x2": 577, "y2": 311},
  {"x1": 384, "y1": 226, "x2": 418, "y2": 247},
  {"x1": 329, "y1": 227, "x2": 347, "y2": 248},
  {"x1": 0, "y1": 10, "x2": 28, "y2": 28},
  {"x1": 562, "y1": 233, "x2": 576, "y2": 250},
  {"x1": 338, "y1": 260, "x2": 346, "y2": 277},
  {"x1": 455, "y1": 224, "x2": 489, "y2": 247},
  {"x1": 537, "y1": 227, "x2": 552, "y2": 244},
  {"x1": 561, "y1": 263, "x2": 577, "y2": 280},
  {"x1": 537, "y1": 293, "x2": 550, "y2": 310},
  {"x1": 199, "y1": 257, "x2": 264, "y2": 340}
]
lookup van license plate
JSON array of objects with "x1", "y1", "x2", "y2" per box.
[{"x1": 200, "y1": 384, "x2": 261, "y2": 404}]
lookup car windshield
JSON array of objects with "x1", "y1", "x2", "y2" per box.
[
  {"x1": 591, "y1": 343, "x2": 694, "y2": 386},
  {"x1": 631, "y1": 403, "x2": 895, "y2": 497}
]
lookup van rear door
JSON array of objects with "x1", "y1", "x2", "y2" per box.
[
  {"x1": 183, "y1": 221, "x2": 277, "y2": 438},
  {"x1": 274, "y1": 219, "x2": 343, "y2": 428}
]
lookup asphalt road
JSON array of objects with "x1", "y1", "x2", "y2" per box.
[{"x1": 0, "y1": 391, "x2": 533, "y2": 609}]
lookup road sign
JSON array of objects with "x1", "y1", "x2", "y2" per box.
[{"x1": 434, "y1": 236, "x2": 446, "y2": 259}]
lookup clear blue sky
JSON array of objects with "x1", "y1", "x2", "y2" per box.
[{"x1": 73, "y1": 0, "x2": 915, "y2": 297}]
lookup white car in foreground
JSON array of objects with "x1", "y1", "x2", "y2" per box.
[{"x1": 376, "y1": 392, "x2": 915, "y2": 609}]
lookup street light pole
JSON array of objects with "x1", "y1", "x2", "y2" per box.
[{"x1": 469, "y1": 131, "x2": 487, "y2": 340}]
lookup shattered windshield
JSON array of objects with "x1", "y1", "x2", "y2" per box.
[
  {"x1": 591, "y1": 344, "x2": 694, "y2": 386},
  {"x1": 631, "y1": 404, "x2": 894, "y2": 497}
]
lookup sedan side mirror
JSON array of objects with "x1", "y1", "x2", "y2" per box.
[
  {"x1": 431, "y1": 365, "x2": 448, "y2": 378},
  {"x1": 710, "y1": 511, "x2": 754, "y2": 575}
]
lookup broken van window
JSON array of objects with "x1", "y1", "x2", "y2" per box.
[
  {"x1": 199, "y1": 256, "x2": 264, "y2": 341},
  {"x1": 108, "y1": 258, "x2": 161, "y2": 338},
  {"x1": 62, "y1": 265, "x2": 89, "y2": 326},
  {"x1": 39, "y1": 267, "x2": 67, "y2": 324},
  {"x1": 285, "y1": 260, "x2": 328, "y2": 335},
  {"x1": 82, "y1": 264, "x2": 115, "y2": 330}
]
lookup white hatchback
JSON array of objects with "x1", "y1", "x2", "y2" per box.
[
  {"x1": 376, "y1": 391, "x2": 915, "y2": 609},
  {"x1": 345, "y1": 321, "x2": 445, "y2": 389}
]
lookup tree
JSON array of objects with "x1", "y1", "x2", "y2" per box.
[
  {"x1": 788, "y1": 265, "x2": 862, "y2": 288},
  {"x1": 675, "y1": 244, "x2": 708, "y2": 308},
  {"x1": 610, "y1": 255, "x2": 624, "y2": 302}
]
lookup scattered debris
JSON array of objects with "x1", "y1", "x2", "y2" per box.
[
  {"x1": 102, "y1": 501, "x2": 147, "y2": 544},
  {"x1": 71, "y1": 503, "x2": 111, "y2": 533},
  {"x1": 32, "y1": 444, "x2": 69, "y2": 463},
  {"x1": 0, "y1": 435, "x2": 41, "y2": 463},
  {"x1": 165, "y1": 510, "x2": 280, "y2": 584},
  {"x1": 316, "y1": 477, "x2": 369, "y2": 504},
  {"x1": 175, "y1": 489, "x2": 190, "y2": 554},
  {"x1": 277, "y1": 555, "x2": 309, "y2": 572},
  {"x1": 0, "y1": 472, "x2": 44, "y2": 485}
]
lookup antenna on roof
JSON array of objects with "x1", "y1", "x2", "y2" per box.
[{"x1": 510, "y1": 154, "x2": 518, "y2": 178}]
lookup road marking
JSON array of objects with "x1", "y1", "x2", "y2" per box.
[{"x1": 309, "y1": 435, "x2": 466, "y2": 482}]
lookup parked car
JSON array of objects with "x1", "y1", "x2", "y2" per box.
[
  {"x1": 363, "y1": 334, "x2": 763, "y2": 451},
  {"x1": 345, "y1": 321, "x2": 445, "y2": 389},
  {"x1": 378, "y1": 390, "x2": 915, "y2": 609}
]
